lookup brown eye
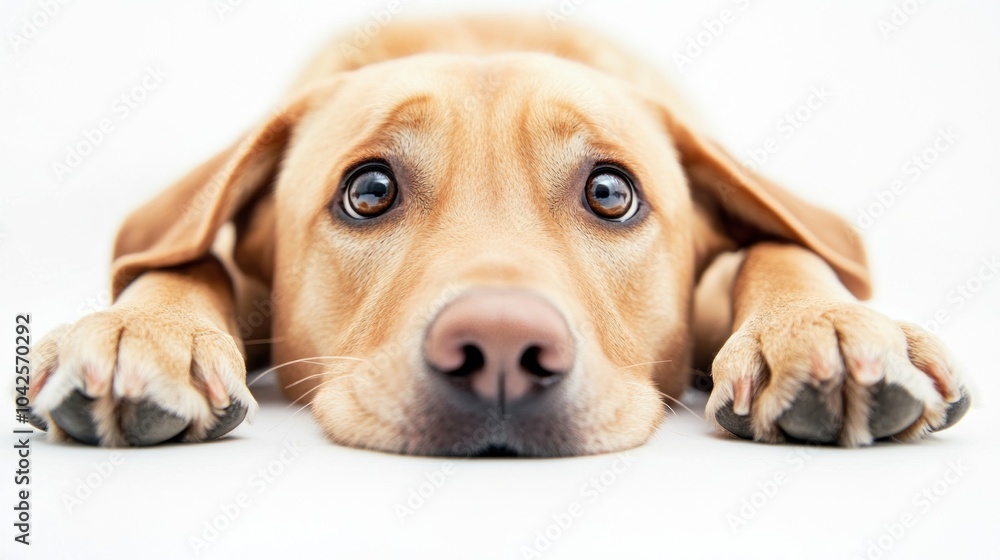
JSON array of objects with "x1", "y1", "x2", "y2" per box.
[
  {"x1": 344, "y1": 164, "x2": 397, "y2": 219},
  {"x1": 584, "y1": 168, "x2": 637, "y2": 221}
]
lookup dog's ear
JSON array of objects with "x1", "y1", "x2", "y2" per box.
[
  {"x1": 652, "y1": 100, "x2": 871, "y2": 299},
  {"x1": 110, "y1": 80, "x2": 338, "y2": 299}
]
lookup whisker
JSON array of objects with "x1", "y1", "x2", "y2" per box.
[
  {"x1": 266, "y1": 405, "x2": 312, "y2": 433},
  {"x1": 284, "y1": 372, "x2": 327, "y2": 389},
  {"x1": 618, "y1": 359, "x2": 673, "y2": 370},
  {"x1": 652, "y1": 424, "x2": 702, "y2": 441},
  {"x1": 267, "y1": 376, "x2": 357, "y2": 433},
  {"x1": 663, "y1": 401, "x2": 676, "y2": 417},
  {"x1": 281, "y1": 378, "x2": 334, "y2": 410},
  {"x1": 248, "y1": 355, "x2": 368, "y2": 387},
  {"x1": 284, "y1": 368, "x2": 360, "y2": 389},
  {"x1": 242, "y1": 336, "x2": 286, "y2": 346},
  {"x1": 657, "y1": 389, "x2": 704, "y2": 421}
]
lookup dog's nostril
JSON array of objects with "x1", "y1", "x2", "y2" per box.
[
  {"x1": 441, "y1": 344, "x2": 486, "y2": 377},
  {"x1": 519, "y1": 345, "x2": 561, "y2": 379},
  {"x1": 424, "y1": 289, "x2": 574, "y2": 406}
]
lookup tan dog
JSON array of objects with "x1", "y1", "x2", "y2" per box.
[{"x1": 27, "y1": 16, "x2": 969, "y2": 455}]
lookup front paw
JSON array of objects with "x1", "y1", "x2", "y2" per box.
[
  {"x1": 705, "y1": 301, "x2": 970, "y2": 447},
  {"x1": 27, "y1": 306, "x2": 257, "y2": 446}
]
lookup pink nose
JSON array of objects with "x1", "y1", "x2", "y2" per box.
[{"x1": 424, "y1": 290, "x2": 574, "y2": 407}]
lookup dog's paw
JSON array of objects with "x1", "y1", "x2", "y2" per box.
[
  {"x1": 27, "y1": 306, "x2": 256, "y2": 446},
  {"x1": 705, "y1": 301, "x2": 970, "y2": 447}
]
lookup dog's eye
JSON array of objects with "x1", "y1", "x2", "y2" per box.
[
  {"x1": 343, "y1": 165, "x2": 397, "y2": 219},
  {"x1": 584, "y1": 168, "x2": 637, "y2": 222}
]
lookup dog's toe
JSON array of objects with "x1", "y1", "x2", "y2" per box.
[
  {"x1": 30, "y1": 307, "x2": 257, "y2": 446},
  {"x1": 932, "y1": 391, "x2": 971, "y2": 432},
  {"x1": 869, "y1": 382, "x2": 923, "y2": 439},
  {"x1": 204, "y1": 402, "x2": 249, "y2": 440},
  {"x1": 48, "y1": 390, "x2": 100, "y2": 445},
  {"x1": 714, "y1": 402, "x2": 753, "y2": 439},
  {"x1": 776, "y1": 384, "x2": 841, "y2": 443},
  {"x1": 120, "y1": 399, "x2": 189, "y2": 446}
]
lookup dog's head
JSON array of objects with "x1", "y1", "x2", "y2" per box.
[{"x1": 111, "y1": 51, "x2": 868, "y2": 456}]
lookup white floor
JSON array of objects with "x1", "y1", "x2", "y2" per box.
[{"x1": 2, "y1": 1, "x2": 998, "y2": 559}]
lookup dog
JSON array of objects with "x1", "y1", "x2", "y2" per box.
[{"x1": 26, "y1": 15, "x2": 970, "y2": 456}]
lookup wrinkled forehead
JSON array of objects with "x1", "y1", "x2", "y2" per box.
[{"x1": 299, "y1": 53, "x2": 660, "y2": 173}]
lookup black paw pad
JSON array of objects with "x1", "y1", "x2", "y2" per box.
[
  {"x1": 25, "y1": 410, "x2": 48, "y2": 432},
  {"x1": 932, "y1": 391, "x2": 971, "y2": 432},
  {"x1": 715, "y1": 402, "x2": 753, "y2": 439},
  {"x1": 49, "y1": 389, "x2": 99, "y2": 445},
  {"x1": 869, "y1": 382, "x2": 923, "y2": 439},
  {"x1": 119, "y1": 399, "x2": 188, "y2": 446},
  {"x1": 776, "y1": 385, "x2": 841, "y2": 444},
  {"x1": 204, "y1": 402, "x2": 249, "y2": 440}
]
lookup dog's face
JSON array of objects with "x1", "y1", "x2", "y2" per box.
[{"x1": 269, "y1": 54, "x2": 697, "y2": 456}]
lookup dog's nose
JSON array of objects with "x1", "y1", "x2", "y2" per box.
[{"x1": 424, "y1": 290, "x2": 574, "y2": 407}]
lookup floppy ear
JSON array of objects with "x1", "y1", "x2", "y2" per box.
[
  {"x1": 110, "y1": 81, "x2": 337, "y2": 300},
  {"x1": 654, "y1": 101, "x2": 872, "y2": 300}
]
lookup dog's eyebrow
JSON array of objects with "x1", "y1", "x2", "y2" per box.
[
  {"x1": 331, "y1": 93, "x2": 442, "y2": 173},
  {"x1": 517, "y1": 97, "x2": 633, "y2": 168},
  {"x1": 343, "y1": 92, "x2": 436, "y2": 153},
  {"x1": 343, "y1": 93, "x2": 442, "y2": 159},
  {"x1": 539, "y1": 100, "x2": 595, "y2": 138},
  {"x1": 378, "y1": 93, "x2": 437, "y2": 132},
  {"x1": 326, "y1": 93, "x2": 446, "y2": 206}
]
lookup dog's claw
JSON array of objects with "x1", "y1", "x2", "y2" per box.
[
  {"x1": 932, "y1": 391, "x2": 971, "y2": 432},
  {"x1": 120, "y1": 399, "x2": 189, "y2": 446},
  {"x1": 48, "y1": 390, "x2": 100, "y2": 445},
  {"x1": 204, "y1": 401, "x2": 249, "y2": 440},
  {"x1": 715, "y1": 402, "x2": 753, "y2": 439},
  {"x1": 776, "y1": 385, "x2": 840, "y2": 443},
  {"x1": 870, "y1": 382, "x2": 923, "y2": 439}
]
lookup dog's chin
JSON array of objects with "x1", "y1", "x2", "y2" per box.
[
  {"x1": 312, "y1": 403, "x2": 592, "y2": 458},
  {"x1": 316, "y1": 419, "x2": 654, "y2": 458},
  {"x1": 310, "y1": 379, "x2": 664, "y2": 458}
]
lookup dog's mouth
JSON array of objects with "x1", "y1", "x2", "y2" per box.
[
  {"x1": 470, "y1": 444, "x2": 522, "y2": 458},
  {"x1": 403, "y1": 384, "x2": 579, "y2": 457}
]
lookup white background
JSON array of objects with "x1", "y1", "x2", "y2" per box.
[{"x1": 2, "y1": 1, "x2": 999, "y2": 558}]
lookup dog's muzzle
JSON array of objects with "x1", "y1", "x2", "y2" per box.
[{"x1": 422, "y1": 289, "x2": 576, "y2": 455}]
